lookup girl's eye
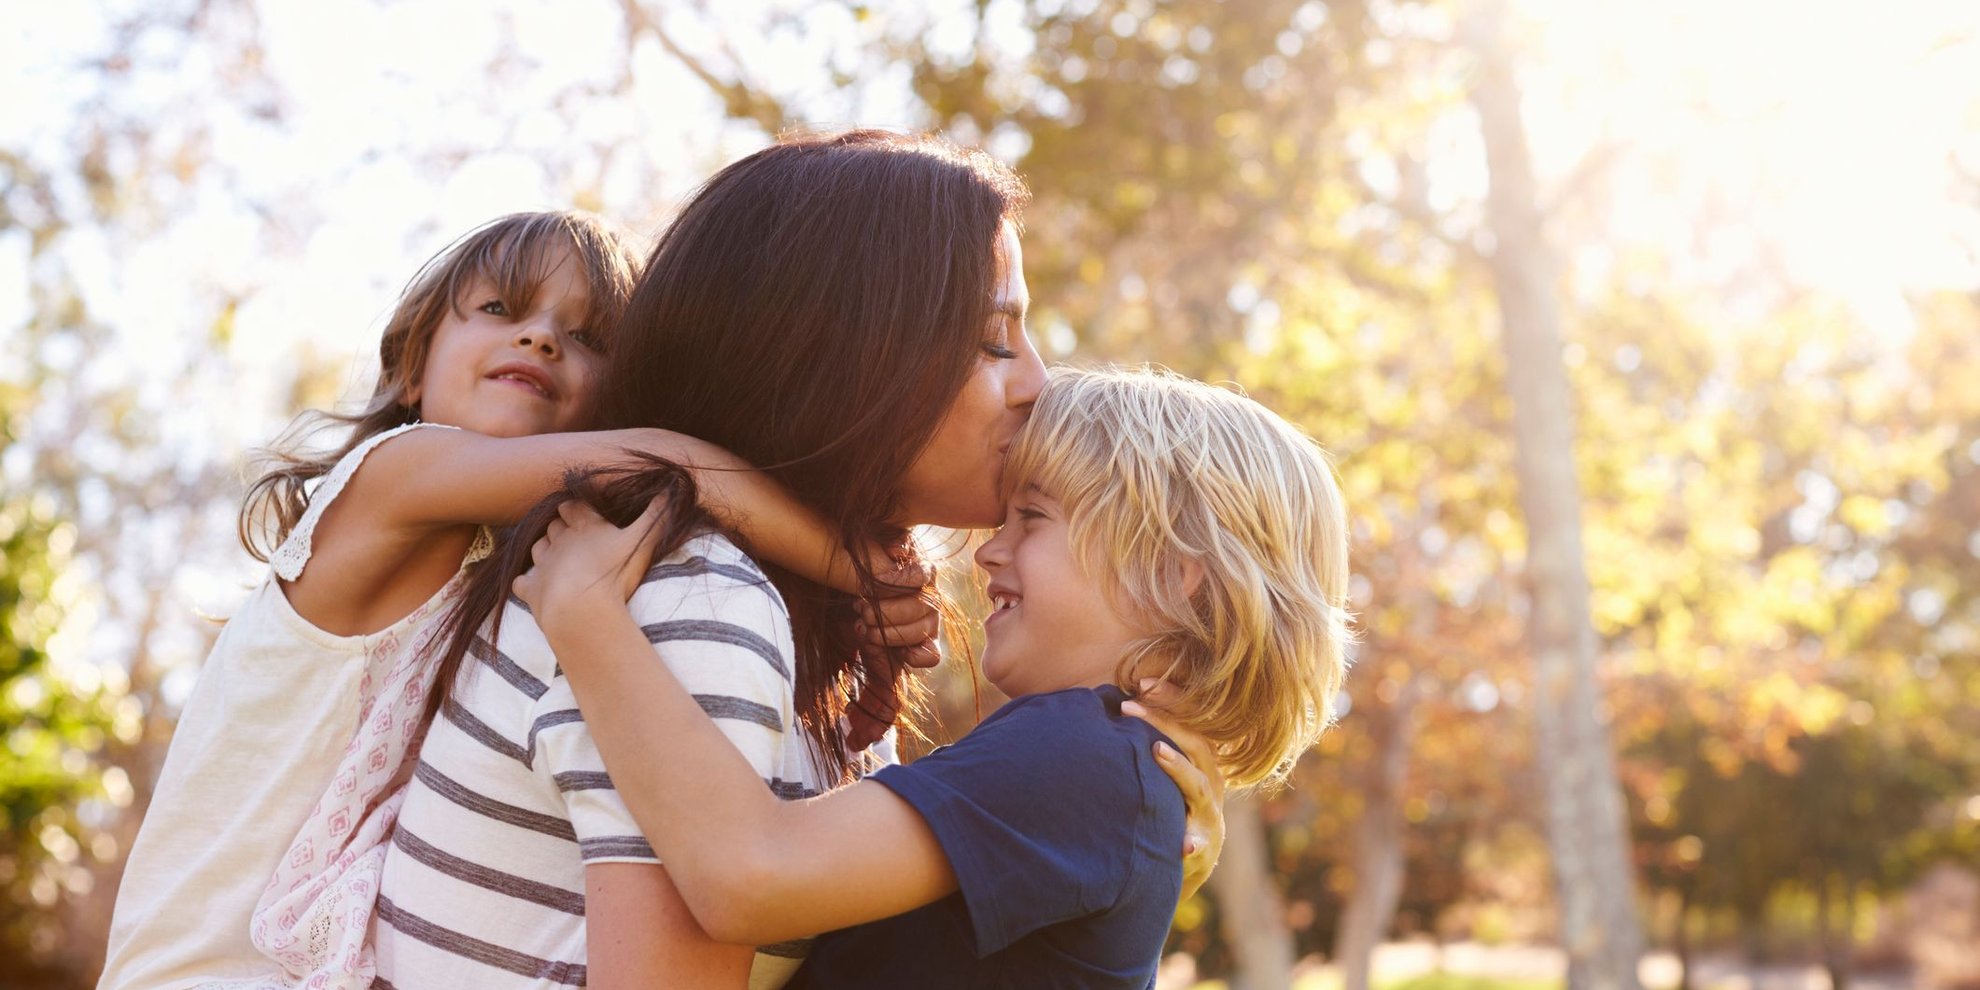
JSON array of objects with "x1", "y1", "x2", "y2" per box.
[
  {"x1": 477, "y1": 299, "x2": 510, "y2": 317},
  {"x1": 1016, "y1": 505, "x2": 1047, "y2": 521},
  {"x1": 569, "y1": 329, "x2": 607, "y2": 352}
]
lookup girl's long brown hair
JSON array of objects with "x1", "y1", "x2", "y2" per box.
[
  {"x1": 238, "y1": 212, "x2": 643, "y2": 561},
  {"x1": 430, "y1": 131, "x2": 1029, "y2": 781}
]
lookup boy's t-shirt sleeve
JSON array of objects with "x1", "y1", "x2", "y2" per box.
[{"x1": 869, "y1": 689, "x2": 1161, "y2": 957}]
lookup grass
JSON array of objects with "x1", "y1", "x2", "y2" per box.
[
  {"x1": 1189, "y1": 972, "x2": 1563, "y2": 990},
  {"x1": 1379, "y1": 975, "x2": 1562, "y2": 990}
]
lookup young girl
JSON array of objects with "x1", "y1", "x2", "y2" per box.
[
  {"x1": 97, "y1": 211, "x2": 934, "y2": 990},
  {"x1": 517, "y1": 365, "x2": 1352, "y2": 988}
]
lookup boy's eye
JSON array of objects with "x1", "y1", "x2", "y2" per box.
[{"x1": 477, "y1": 299, "x2": 510, "y2": 317}]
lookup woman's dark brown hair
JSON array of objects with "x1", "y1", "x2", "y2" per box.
[
  {"x1": 238, "y1": 211, "x2": 644, "y2": 560},
  {"x1": 430, "y1": 130, "x2": 1029, "y2": 780}
]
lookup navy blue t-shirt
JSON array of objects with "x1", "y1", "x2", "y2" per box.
[{"x1": 790, "y1": 685, "x2": 1187, "y2": 990}]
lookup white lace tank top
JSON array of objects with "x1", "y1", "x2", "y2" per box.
[{"x1": 97, "y1": 423, "x2": 491, "y2": 990}]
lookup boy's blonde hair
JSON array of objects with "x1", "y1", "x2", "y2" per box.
[{"x1": 1002, "y1": 366, "x2": 1352, "y2": 791}]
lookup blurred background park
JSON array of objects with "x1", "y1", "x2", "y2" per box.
[{"x1": 3, "y1": 1, "x2": 1979, "y2": 988}]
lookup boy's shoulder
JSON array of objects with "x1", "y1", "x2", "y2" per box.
[
  {"x1": 981, "y1": 685, "x2": 1171, "y2": 747},
  {"x1": 935, "y1": 686, "x2": 1181, "y2": 812}
]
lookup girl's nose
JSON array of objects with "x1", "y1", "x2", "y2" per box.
[{"x1": 513, "y1": 319, "x2": 560, "y2": 357}]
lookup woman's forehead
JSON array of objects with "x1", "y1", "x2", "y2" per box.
[{"x1": 993, "y1": 223, "x2": 1028, "y2": 309}]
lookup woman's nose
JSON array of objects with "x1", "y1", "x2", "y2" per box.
[{"x1": 1008, "y1": 338, "x2": 1047, "y2": 409}]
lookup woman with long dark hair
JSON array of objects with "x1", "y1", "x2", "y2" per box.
[{"x1": 367, "y1": 131, "x2": 1221, "y2": 989}]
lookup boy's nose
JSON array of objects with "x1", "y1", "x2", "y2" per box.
[{"x1": 973, "y1": 529, "x2": 1010, "y2": 571}]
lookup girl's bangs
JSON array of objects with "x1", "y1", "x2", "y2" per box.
[{"x1": 437, "y1": 216, "x2": 631, "y2": 345}]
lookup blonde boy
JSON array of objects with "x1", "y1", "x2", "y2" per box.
[{"x1": 516, "y1": 365, "x2": 1354, "y2": 988}]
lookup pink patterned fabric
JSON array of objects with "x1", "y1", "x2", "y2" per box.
[{"x1": 246, "y1": 552, "x2": 482, "y2": 990}]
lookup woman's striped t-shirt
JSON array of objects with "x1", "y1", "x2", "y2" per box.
[{"x1": 371, "y1": 531, "x2": 831, "y2": 989}]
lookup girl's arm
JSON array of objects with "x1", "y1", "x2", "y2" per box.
[
  {"x1": 346, "y1": 425, "x2": 866, "y2": 592},
  {"x1": 515, "y1": 500, "x2": 958, "y2": 946}
]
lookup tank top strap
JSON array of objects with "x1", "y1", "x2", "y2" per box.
[{"x1": 270, "y1": 422, "x2": 465, "y2": 582}]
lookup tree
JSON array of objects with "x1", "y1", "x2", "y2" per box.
[
  {"x1": 1465, "y1": 3, "x2": 1646, "y2": 988},
  {"x1": 0, "y1": 346, "x2": 118, "y2": 985}
]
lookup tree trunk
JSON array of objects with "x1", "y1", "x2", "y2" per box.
[
  {"x1": 1820, "y1": 876, "x2": 1854, "y2": 990},
  {"x1": 1465, "y1": 4, "x2": 1647, "y2": 990},
  {"x1": 1212, "y1": 794, "x2": 1295, "y2": 990},
  {"x1": 1334, "y1": 683, "x2": 1422, "y2": 990},
  {"x1": 1674, "y1": 890, "x2": 1693, "y2": 990}
]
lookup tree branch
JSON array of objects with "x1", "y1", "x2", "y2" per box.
[{"x1": 617, "y1": 0, "x2": 789, "y2": 136}]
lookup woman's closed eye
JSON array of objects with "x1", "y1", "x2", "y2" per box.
[{"x1": 981, "y1": 316, "x2": 1018, "y2": 359}]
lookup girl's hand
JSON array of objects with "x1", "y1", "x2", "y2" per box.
[
  {"x1": 852, "y1": 559, "x2": 943, "y2": 670},
  {"x1": 844, "y1": 560, "x2": 942, "y2": 752},
  {"x1": 1121, "y1": 680, "x2": 1228, "y2": 903},
  {"x1": 514, "y1": 497, "x2": 673, "y2": 640}
]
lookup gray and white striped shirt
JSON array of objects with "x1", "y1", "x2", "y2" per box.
[{"x1": 371, "y1": 531, "x2": 829, "y2": 989}]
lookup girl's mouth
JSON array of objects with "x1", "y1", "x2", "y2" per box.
[{"x1": 486, "y1": 362, "x2": 555, "y2": 399}]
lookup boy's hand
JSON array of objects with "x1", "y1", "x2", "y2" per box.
[
  {"x1": 1122, "y1": 679, "x2": 1228, "y2": 903},
  {"x1": 514, "y1": 497, "x2": 672, "y2": 640}
]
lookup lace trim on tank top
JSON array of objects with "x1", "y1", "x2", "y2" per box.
[{"x1": 268, "y1": 422, "x2": 493, "y2": 582}]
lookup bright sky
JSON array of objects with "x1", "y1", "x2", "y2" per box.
[
  {"x1": 3, "y1": 0, "x2": 1978, "y2": 687},
  {"x1": 1519, "y1": 0, "x2": 1980, "y2": 337}
]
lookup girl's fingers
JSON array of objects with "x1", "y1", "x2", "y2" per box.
[
  {"x1": 873, "y1": 560, "x2": 933, "y2": 596},
  {"x1": 899, "y1": 642, "x2": 942, "y2": 669},
  {"x1": 1152, "y1": 737, "x2": 1213, "y2": 811},
  {"x1": 1121, "y1": 697, "x2": 1228, "y2": 802},
  {"x1": 861, "y1": 593, "x2": 940, "y2": 630},
  {"x1": 856, "y1": 612, "x2": 942, "y2": 648}
]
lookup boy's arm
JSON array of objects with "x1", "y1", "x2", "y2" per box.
[
  {"x1": 345, "y1": 425, "x2": 865, "y2": 592},
  {"x1": 584, "y1": 863, "x2": 751, "y2": 990},
  {"x1": 515, "y1": 501, "x2": 959, "y2": 946}
]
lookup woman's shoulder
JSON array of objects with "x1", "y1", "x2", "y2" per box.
[{"x1": 628, "y1": 528, "x2": 791, "y2": 630}]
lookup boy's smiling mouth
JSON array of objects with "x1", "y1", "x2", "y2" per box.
[{"x1": 986, "y1": 587, "x2": 1021, "y2": 623}]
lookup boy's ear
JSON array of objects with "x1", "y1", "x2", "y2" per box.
[{"x1": 1179, "y1": 558, "x2": 1206, "y2": 599}]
